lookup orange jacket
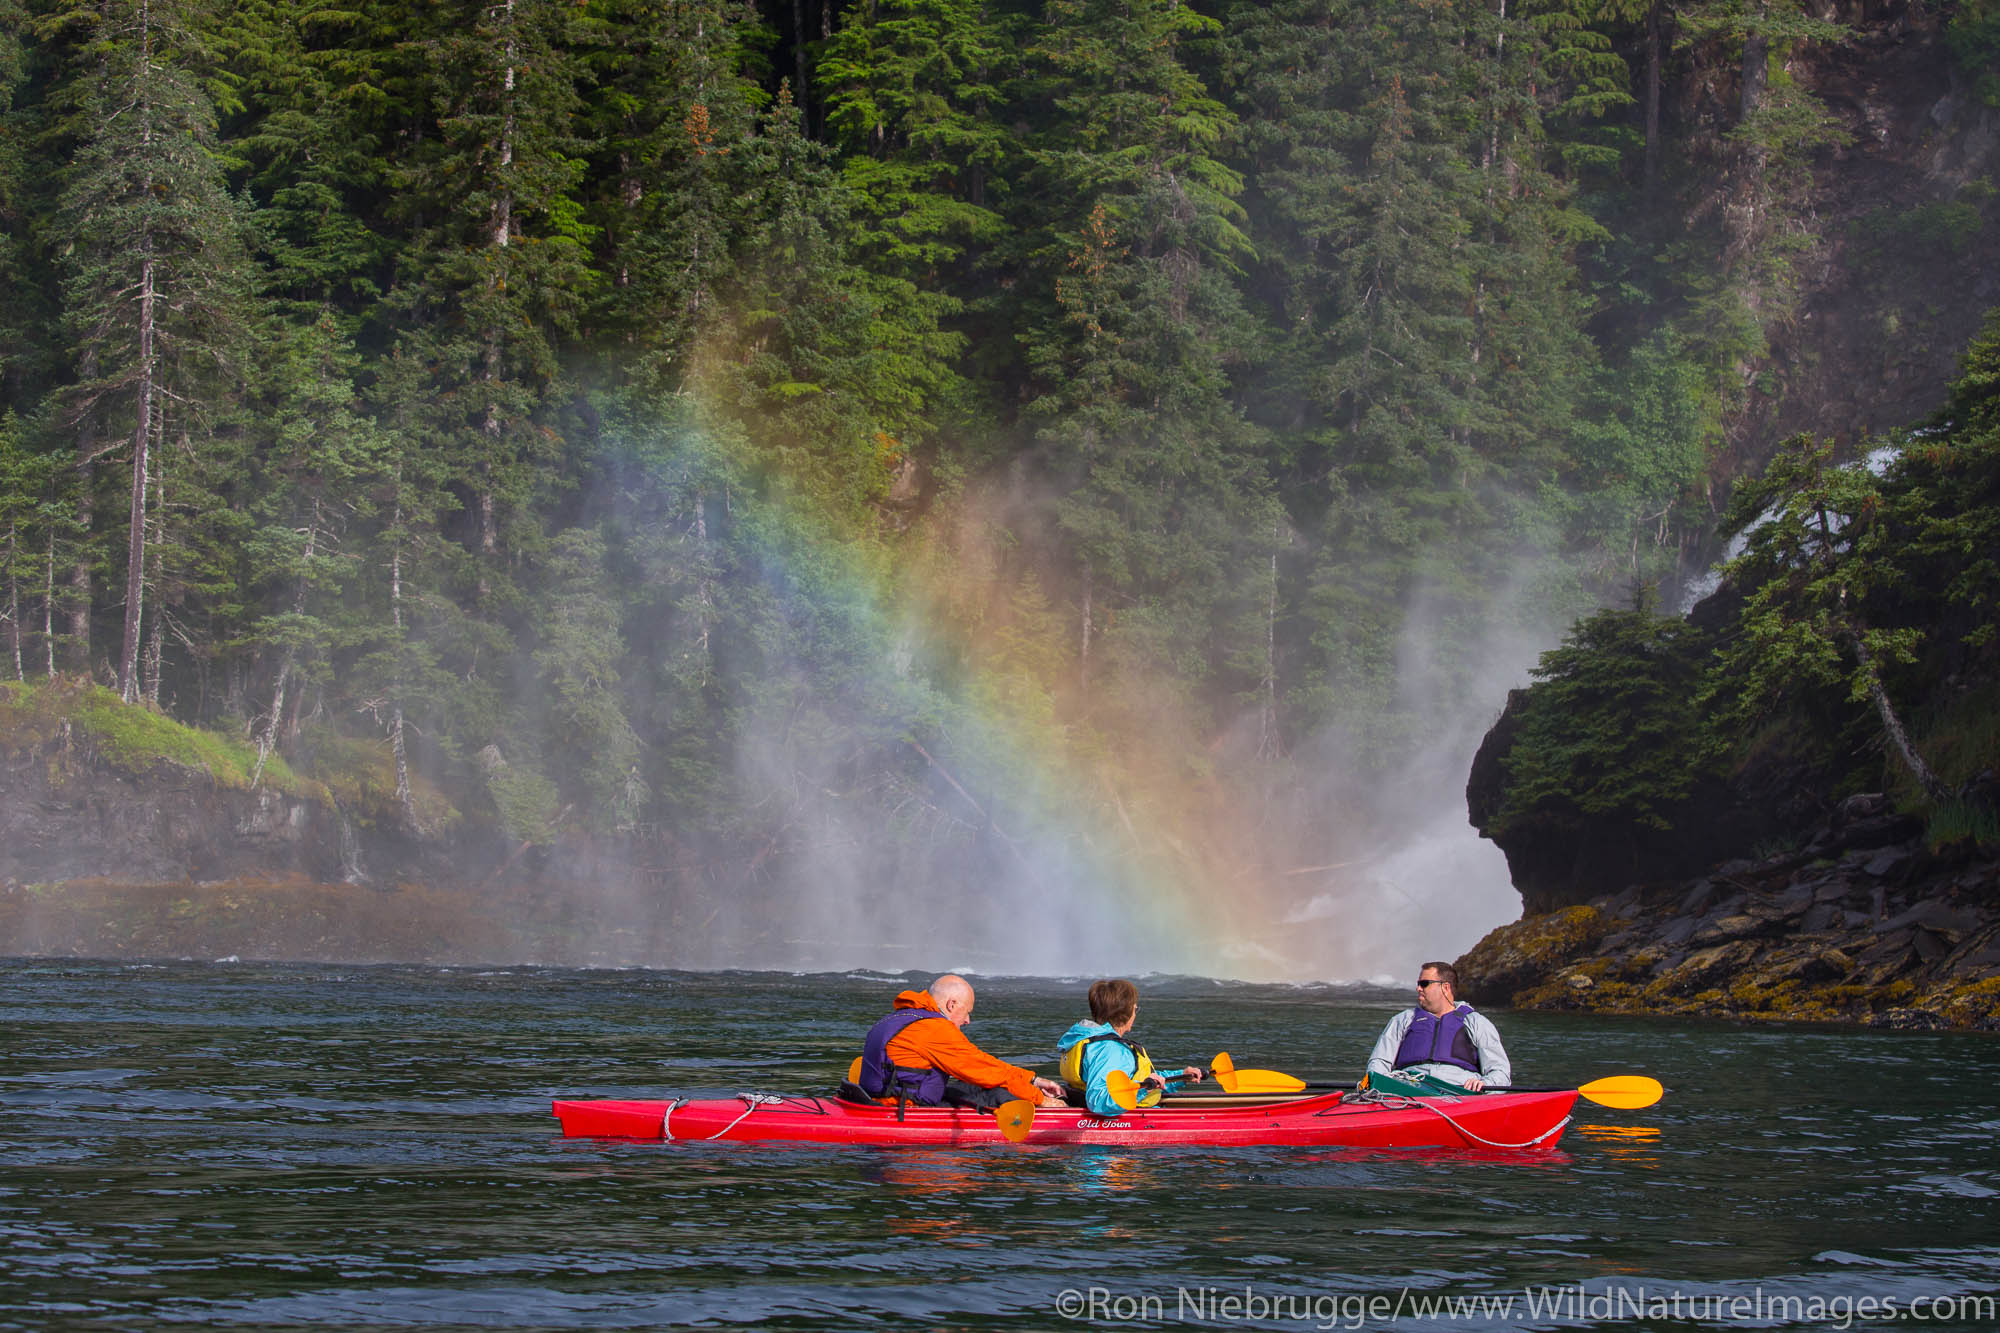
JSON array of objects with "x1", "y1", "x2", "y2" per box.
[{"x1": 883, "y1": 989, "x2": 1041, "y2": 1102}]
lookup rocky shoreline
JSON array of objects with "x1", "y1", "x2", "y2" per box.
[{"x1": 1455, "y1": 796, "x2": 2000, "y2": 1031}]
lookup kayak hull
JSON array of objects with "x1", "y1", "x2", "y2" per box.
[{"x1": 550, "y1": 1089, "x2": 1577, "y2": 1150}]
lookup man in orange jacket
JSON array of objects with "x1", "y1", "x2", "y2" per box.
[{"x1": 855, "y1": 975, "x2": 1066, "y2": 1110}]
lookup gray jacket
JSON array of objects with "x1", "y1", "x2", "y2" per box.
[{"x1": 1364, "y1": 1003, "x2": 1511, "y2": 1088}]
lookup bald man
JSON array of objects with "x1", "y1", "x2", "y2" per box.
[{"x1": 854, "y1": 974, "x2": 1066, "y2": 1110}]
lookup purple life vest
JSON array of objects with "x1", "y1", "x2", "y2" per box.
[
  {"x1": 858, "y1": 1008, "x2": 953, "y2": 1104},
  {"x1": 1392, "y1": 1003, "x2": 1481, "y2": 1073}
]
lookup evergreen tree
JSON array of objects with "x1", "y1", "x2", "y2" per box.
[
  {"x1": 704, "y1": 83, "x2": 943, "y2": 519},
  {"x1": 1489, "y1": 594, "x2": 1723, "y2": 839},
  {"x1": 230, "y1": 1, "x2": 397, "y2": 323},
  {"x1": 819, "y1": 0, "x2": 1014, "y2": 273},
  {"x1": 579, "y1": 0, "x2": 761, "y2": 383},
  {"x1": 381, "y1": 0, "x2": 596, "y2": 593},
  {"x1": 1015, "y1": 0, "x2": 1279, "y2": 732},
  {"x1": 235, "y1": 315, "x2": 385, "y2": 782},
  {"x1": 532, "y1": 526, "x2": 642, "y2": 826},
  {"x1": 43, "y1": 0, "x2": 252, "y2": 700}
]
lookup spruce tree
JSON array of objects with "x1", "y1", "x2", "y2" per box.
[
  {"x1": 380, "y1": 0, "x2": 596, "y2": 595},
  {"x1": 44, "y1": 0, "x2": 251, "y2": 701}
]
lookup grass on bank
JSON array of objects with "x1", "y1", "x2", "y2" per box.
[{"x1": 1, "y1": 676, "x2": 325, "y2": 801}]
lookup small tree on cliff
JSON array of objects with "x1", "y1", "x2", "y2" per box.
[{"x1": 1708, "y1": 435, "x2": 1951, "y2": 803}]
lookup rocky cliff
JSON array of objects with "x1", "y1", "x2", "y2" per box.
[{"x1": 1456, "y1": 790, "x2": 2000, "y2": 1031}]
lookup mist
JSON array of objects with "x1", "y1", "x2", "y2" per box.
[{"x1": 582, "y1": 454, "x2": 1579, "y2": 985}]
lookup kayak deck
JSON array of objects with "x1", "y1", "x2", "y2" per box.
[{"x1": 551, "y1": 1088, "x2": 1576, "y2": 1150}]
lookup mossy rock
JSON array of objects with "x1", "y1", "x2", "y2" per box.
[
  {"x1": 1921, "y1": 975, "x2": 2000, "y2": 1028},
  {"x1": 300, "y1": 731, "x2": 458, "y2": 832},
  {"x1": 1456, "y1": 905, "x2": 1617, "y2": 1003},
  {"x1": 1648, "y1": 940, "x2": 1761, "y2": 997},
  {"x1": 1512, "y1": 962, "x2": 1641, "y2": 1012}
]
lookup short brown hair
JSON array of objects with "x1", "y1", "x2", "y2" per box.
[
  {"x1": 1421, "y1": 961, "x2": 1458, "y2": 990},
  {"x1": 1087, "y1": 978, "x2": 1139, "y2": 1026}
]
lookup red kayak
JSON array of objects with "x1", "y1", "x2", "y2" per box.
[{"x1": 550, "y1": 1088, "x2": 1577, "y2": 1150}]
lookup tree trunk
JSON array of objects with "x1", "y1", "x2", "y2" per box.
[
  {"x1": 474, "y1": 0, "x2": 517, "y2": 597},
  {"x1": 252, "y1": 520, "x2": 316, "y2": 789},
  {"x1": 6, "y1": 525, "x2": 20, "y2": 680},
  {"x1": 1845, "y1": 629, "x2": 1951, "y2": 804},
  {"x1": 693, "y1": 487, "x2": 714, "y2": 661},
  {"x1": 119, "y1": 3, "x2": 159, "y2": 703},
  {"x1": 1259, "y1": 545, "x2": 1278, "y2": 760},
  {"x1": 66, "y1": 458, "x2": 90, "y2": 674},
  {"x1": 388, "y1": 493, "x2": 417, "y2": 829},
  {"x1": 1643, "y1": 0, "x2": 1663, "y2": 200},
  {"x1": 142, "y1": 456, "x2": 164, "y2": 707},
  {"x1": 44, "y1": 523, "x2": 57, "y2": 678},
  {"x1": 1078, "y1": 562, "x2": 1094, "y2": 697},
  {"x1": 120, "y1": 239, "x2": 155, "y2": 702}
]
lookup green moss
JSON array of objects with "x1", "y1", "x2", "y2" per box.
[
  {"x1": 0, "y1": 678, "x2": 68, "y2": 754},
  {"x1": 302, "y1": 732, "x2": 458, "y2": 832},
  {"x1": 2, "y1": 677, "x2": 326, "y2": 802}
]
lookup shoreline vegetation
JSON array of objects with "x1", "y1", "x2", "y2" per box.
[{"x1": 2, "y1": 675, "x2": 1992, "y2": 1029}]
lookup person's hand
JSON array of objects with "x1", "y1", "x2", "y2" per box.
[
  {"x1": 1142, "y1": 1072, "x2": 1167, "y2": 1090},
  {"x1": 1464, "y1": 1076, "x2": 1486, "y2": 1092},
  {"x1": 1032, "y1": 1076, "x2": 1065, "y2": 1100},
  {"x1": 1181, "y1": 1066, "x2": 1203, "y2": 1084}
]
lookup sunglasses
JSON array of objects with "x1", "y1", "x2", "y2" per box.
[{"x1": 1416, "y1": 978, "x2": 1445, "y2": 989}]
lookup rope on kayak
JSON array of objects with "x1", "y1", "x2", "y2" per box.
[
  {"x1": 663, "y1": 1093, "x2": 785, "y2": 1142},
  {"x1": 1340, "y1": 1088, "x2": 1572, "y2": 1151},
  {"x1": 1419, "y1": 1103, "x2": 1572, "y2": 1151}
]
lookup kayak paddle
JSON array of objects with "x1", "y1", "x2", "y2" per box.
[
  {"x1": 1209, "y1": 1052, "x2": 1663, "y2": 1109},
  {"x1": 994, "y1": 1098, "x2": 1036, "y2": 1142},
  {"x1": 1103, "y1": 1069, "x2": 1144, "y2": 1112},
  {"x1": 1208, "y1": 1051, "x2": 1301, "y2": 1094}
]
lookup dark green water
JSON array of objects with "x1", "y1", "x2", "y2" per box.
[{"x1": 2, "y1": 961, "x2": 1997, "y2": 1331}]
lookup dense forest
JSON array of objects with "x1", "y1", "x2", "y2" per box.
[{"x1": 0, "y1": 0, "x2": 1995, "y2": 967}]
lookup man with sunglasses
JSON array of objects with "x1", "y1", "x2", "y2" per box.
[{"x1": 1363, "y1": 962, "x2": 1512, "y2": 1092}]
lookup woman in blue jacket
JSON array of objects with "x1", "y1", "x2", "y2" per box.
[{"x1": 1056, "y1": 978, "x2": 1204, "y2": 1116}]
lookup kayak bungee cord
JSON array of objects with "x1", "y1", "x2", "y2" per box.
[
  {"x1": 1341, "y1": 1088, "x2": 1572, "y2": 1150},
  {"x1": 663, "y1": 1093, "x2": 785, "y2": 1142}
]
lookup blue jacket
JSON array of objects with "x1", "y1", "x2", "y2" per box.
[{"x1": 1056, "y1": 1020, "x2": 1188, "y2": 1117}]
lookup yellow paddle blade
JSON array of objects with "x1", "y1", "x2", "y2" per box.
[
  {"x1": 1576, "y1": 1075, "x2": 1664, "y2": 1110},
  {"x1": 1208, "y1": 1054, "x2": 1304, "y2": 1095},
  {"x1": 995, "y1": 1098, "x2": 1036, "y2": 1143},
  {"x1": 1222, "y1": 1068, "x2": 1309, "y2": 1095},
  {"x1": 846, "y1": 1056, "x2": 863, "y2": 1084},
  {"x1": 1104, "y1": 1069, "x2": 1140, "y2": 1112}
]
